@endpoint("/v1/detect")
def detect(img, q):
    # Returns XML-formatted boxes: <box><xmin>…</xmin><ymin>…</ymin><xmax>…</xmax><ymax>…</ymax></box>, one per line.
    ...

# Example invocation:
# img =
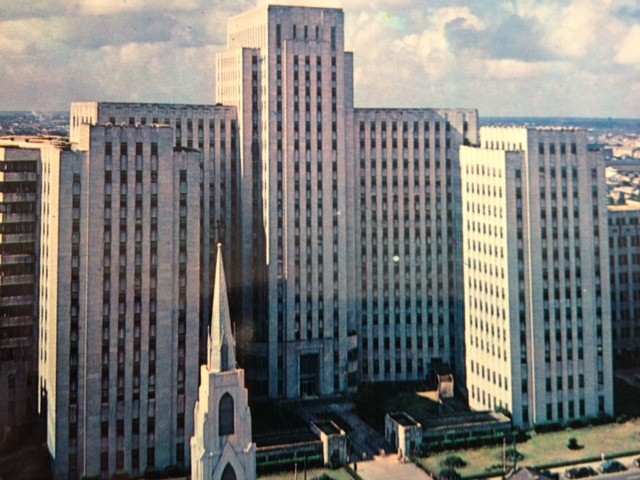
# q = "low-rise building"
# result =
<box><xmin>385</xmin><ymin>412</ymin><xmax>422</xmax><ymax>457</ymax></box>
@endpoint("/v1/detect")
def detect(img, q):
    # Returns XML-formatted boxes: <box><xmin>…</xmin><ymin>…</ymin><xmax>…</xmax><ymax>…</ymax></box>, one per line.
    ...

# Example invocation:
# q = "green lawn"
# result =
<box><xmin>417</xmin><ymin>420</ymin><xmax>640</xmax><ymax>479</ymax></box>
<box><xmin>259</xmin><ymin>467</ymin><xmax>353</xmax><ymax>480</ymax></box>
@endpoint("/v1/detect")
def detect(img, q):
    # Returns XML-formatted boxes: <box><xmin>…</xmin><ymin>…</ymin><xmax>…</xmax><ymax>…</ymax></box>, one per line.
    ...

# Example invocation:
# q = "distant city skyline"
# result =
<box><xmin>1</xmin><ymin>0</ymin><xmax>639</xmax><ymax>117</ymax></box>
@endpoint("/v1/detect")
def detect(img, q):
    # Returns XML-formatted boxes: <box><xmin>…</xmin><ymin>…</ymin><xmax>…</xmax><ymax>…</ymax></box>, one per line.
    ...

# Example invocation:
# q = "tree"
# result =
<box><xmin>567</xmin><ymin>437</ymin><xmax>581</xmax><ymax>450</ymax></box>
<box><xmin>441</xmin><ymin>455</ymin><xmax>467</xmax><ymax>468</ymax></box>
<box><xmin>439</xmin><ymin>467</ymin><xmax>462</xmax><ymax>480</ymax></box>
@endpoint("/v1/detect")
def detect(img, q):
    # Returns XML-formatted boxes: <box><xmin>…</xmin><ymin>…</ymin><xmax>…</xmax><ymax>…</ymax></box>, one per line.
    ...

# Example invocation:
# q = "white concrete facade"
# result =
<box><xmin>36</xmin><ymin>125</ymin><xmax>202</xmax><ymax>479</ymax></box>
<box><xmin>354</xmin><ymin>109</ymin><xmax>478</xmax><ymax>385</ymax></box>
<box><xmin>217</xmin><ymin>6</ymin><xmax>357</xmax><ymax>399</ymax></box>
<box><xmin>462</xmin><ymin>127</ymin><xmax>614</xmax><ymax>428</ymax></box>
<box><xmin>68</xmin><ymin>6</ymin><xmax>483</xmax><ymax>403</ymax></box>
<box><xmin>70</xmin><ymin>102</ymin><xmax>239</xmax><ymax>368</ymax></box>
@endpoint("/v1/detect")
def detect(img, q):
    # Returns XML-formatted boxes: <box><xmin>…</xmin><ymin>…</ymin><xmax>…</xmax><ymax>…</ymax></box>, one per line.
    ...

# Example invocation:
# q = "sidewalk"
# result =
<box><xmin>356</xmin><ymin>453</ymin><xmax>431</xmax><ymax>480</ymax></box>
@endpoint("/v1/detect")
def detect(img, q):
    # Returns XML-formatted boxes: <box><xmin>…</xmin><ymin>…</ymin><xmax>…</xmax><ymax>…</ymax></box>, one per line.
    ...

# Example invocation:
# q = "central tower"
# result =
<box><xmin>216</xmin><ymin>6</ymin><xmax>357</xmax><ymax>399</ymax></box>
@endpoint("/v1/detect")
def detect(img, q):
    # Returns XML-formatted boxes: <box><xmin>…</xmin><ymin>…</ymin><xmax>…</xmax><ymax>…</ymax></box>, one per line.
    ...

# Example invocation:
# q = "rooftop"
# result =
<box><xmin>608</xmin><ymin>199</ymin><xmax>640</xmax><ymax>212</ymax></box>
<box><xmin>388</xmin><ymin>411</ymin><xmax>420</xmax><ymax>427</ymax></box>
<box><xmin>420</xmin><ymin>411</ymin><xmax>510</xmax><ymax>431</ymax></box>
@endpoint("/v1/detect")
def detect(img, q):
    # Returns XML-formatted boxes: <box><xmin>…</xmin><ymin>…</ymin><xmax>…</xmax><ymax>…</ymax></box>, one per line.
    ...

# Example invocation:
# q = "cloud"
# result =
<box><xmin>615</xmin><ymin>25</ymin><xmax>640</xmax><ymax>66</ymax></box>
<box><xmin>445</xmin><ymin>14</ymin><xmax>554</xmax><ymax>62</ymax></box>
<box><xmin>0</xmin><ymin>0</ymin><xmax>638</xmax><ymax>117</ymax></box>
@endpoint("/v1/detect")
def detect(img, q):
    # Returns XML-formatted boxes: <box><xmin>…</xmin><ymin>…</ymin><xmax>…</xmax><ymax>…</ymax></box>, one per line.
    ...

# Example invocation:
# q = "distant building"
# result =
<box><xmin>462</xmin><ymin>127</ymin><xmax>614</xmax><ymax>428</ymax></box>
<box><xmin>30</xmin><ymin>125</ymin><xmax>201</xmax><ymax>478</ymax></box>
<box><xmin>0</xmin><ymin>143</ymin><xmax>40</xmax><ymax>433</ymax></box>
<box><xmin>191</xmin><ymin>245</ymin><xmax>256</xmax><ymax>480</ymax></box>
<box><xmin>607</xmin><ymin>201</ymin><xmax>640</xmax><ymax>367</ymax></box>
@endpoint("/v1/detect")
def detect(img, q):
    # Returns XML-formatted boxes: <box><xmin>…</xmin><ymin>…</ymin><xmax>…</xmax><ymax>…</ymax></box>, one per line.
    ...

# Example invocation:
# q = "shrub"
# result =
<box><xmin>486</xmin><ymin>463</ymin><xmax>504</xmax><ymax>472</ymax></box>
<box><xmin>513</xmin><ymin>429</ymin><xmax>529</xmax><ymax>443</ymax></box>
<box><xmin>162</xmin><ymin>465</ymin><xmax>186</xmax><ymax>477</ymax></box>
<box><xmin>143</xmin><ymin>468</ymin><xmax>162</xmax><ymax>479</ymax></box>
<box><xmin>567</xmin><ymin>419</ymin><xmax>585</xmax><ymax>429</ymax></box>
<box><xmin>441</xmin><ymin>455</ymin><xmax>467</xmax><ymax>468</ymax></box>
<box><xmin>567</xmin><ymin>437</ymin><xmax>581</xmax><ymax>450</ymax></box>
<box><xmin>495</xmin><ymin>406</ymin><xmax>512</xmax><ymax>419</ymax></box>
<box><xmin>439</xmin><ymin>467</ymin><xmax>462</xmax><ymax>480</ymax></box>
<box><xmin>616</xmin><ymin>414</ymin><xmax>629</xmax><ymax>424</ymax></box>
<box><xmin>588</xmin><ymin>414</ymin><xmax>614</xmax><ymax>426</ymax></box>
<box><xmin>533</xmin><ymin>422</ymin><xmax>563</xmax><ymax>434</ymax></box>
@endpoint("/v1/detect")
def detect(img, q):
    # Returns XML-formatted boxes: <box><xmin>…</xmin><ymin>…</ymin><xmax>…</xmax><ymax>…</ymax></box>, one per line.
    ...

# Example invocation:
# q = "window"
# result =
<box><xmin>222</xmin><ymin>464</ymin><xmax>237</xmax><ymax>480</ymax></box>
<box><xmin>219</xmin><ymin>393</ymin><xmax>234</xmax><ymax>436</ymax></box>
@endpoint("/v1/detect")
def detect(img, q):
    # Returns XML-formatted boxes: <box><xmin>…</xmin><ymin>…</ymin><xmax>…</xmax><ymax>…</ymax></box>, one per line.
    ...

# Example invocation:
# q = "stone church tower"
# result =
<box><xmin>191</xmin><ymin>245</ymin><xmax>257</xmax><ymax>480</ymax></box>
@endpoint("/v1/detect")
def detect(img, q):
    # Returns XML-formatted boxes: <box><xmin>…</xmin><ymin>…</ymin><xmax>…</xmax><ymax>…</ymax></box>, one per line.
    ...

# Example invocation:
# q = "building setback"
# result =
<box><xmin>0</xmin><ymin>144</ymin><xmax>40</xmax><ymax>432</ymax></box>
<box><xmin>216</xmin><ymin>6</ymin><xmax>358</xmax><ymax>398</ymax></box>
<box><xmin>461</xmin><ymin>127</ymin><xmax>614</xmax><ymax>428</ymax></box>
<box><xmin>607</xmin><ymin>202</ymin><xmax>640</xmax><ymax>367</ymax></box>
<box><xmin>33</xmin><ymin>125</ymin><xmax>202</xmax><ymax>479</ymax></box>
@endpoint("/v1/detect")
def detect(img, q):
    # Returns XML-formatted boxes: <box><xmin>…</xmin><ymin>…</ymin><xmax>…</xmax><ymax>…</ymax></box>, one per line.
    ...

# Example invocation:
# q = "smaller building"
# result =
<box><xmin>385</xmin><ymin>412</ymin><xmax>422</xmax><ymax>457</ymax></box>
<box><xmin>421</xmin><ymin>411</ymin><xmax>511</xmax><ymax>449</ymax></box>
<box><xmin>310</xmin><ymin>420</ymin><xmax>348</xmax><ymax>467</ymax></box>
<box><xmin>437</xmin><ymin>374</ymin><xmax>454</xmax><ymax>400</ymax></box>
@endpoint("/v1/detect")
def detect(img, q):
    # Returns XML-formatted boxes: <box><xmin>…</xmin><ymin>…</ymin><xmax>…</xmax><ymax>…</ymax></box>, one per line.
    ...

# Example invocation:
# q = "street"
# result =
<box><xmin>554</xmin><ymin>455</ymin><xmax>640</xmax><ymax>480</ymax></box>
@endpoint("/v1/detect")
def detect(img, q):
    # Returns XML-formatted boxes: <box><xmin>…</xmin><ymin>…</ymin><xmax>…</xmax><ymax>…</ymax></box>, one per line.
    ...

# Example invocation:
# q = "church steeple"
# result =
<box><xmin>208</xmin><ymin>243</ymin><xmax>236</xmax><ymax>372</ymax></box>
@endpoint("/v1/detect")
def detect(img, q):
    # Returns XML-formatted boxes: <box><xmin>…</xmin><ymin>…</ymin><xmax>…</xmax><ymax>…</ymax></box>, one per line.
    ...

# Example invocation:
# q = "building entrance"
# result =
<box><xmin>300</xmin><ymin>353</ymin><xmax>319</xmax><ymax>397</ymax></box>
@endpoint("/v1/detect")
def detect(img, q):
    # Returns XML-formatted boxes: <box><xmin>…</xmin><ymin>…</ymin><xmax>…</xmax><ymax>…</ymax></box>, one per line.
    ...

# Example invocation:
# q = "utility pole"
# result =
<box><xmin>502</xmin><ymin>437</ymin><xmax>506</xmax><ymax>480</ymax></box>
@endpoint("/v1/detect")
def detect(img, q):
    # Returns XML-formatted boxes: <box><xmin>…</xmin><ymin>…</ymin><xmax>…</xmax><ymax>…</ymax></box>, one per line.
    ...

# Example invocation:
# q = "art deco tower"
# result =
<box><xmin>217</xmin><ymin>6</ymin><xmax>357</xmax><ymax>398</ymax></box>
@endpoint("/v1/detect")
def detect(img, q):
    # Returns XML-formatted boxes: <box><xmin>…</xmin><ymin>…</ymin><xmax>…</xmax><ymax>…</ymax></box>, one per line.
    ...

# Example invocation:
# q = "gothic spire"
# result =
<box><xmin>208</xmin><ymin>243</ymin><xmax>236</xmax><ymax>372</ymax></box>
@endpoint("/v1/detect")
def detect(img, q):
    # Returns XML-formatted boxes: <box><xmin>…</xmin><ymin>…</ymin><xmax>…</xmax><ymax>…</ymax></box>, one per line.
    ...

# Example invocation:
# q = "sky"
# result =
<box><xmin>1</xmin><ymin>0</ymin><xmax>639</xmax><ymax>117</ymax></box>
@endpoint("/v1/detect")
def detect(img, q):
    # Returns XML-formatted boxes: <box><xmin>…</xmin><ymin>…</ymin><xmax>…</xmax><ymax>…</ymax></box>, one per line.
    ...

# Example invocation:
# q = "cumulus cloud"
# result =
<box><xmin>0</xmin><ymin>0</ymin><xmax>638</xmax><ymax>117</ymax></box>
<box><xmin>445</xmin><ymin>14</ymin><xmax>554</xmax><ymax>62</ymax></box>
<box><xmin>615</xmin><ymin>25</ymin><xmax>640</xmax><ymax>66</ymax></box>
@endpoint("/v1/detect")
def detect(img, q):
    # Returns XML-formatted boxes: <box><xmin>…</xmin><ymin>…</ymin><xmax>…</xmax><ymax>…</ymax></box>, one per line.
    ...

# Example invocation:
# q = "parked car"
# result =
<box><xmin>564</xmin><ymin>466</ymin><xmax>598</xmax><ymax>478</ymax></box>
<box><xmin>599</xmin><ymin>460</ymin><xmax>627</xmax><ymax>473</ymax></box>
